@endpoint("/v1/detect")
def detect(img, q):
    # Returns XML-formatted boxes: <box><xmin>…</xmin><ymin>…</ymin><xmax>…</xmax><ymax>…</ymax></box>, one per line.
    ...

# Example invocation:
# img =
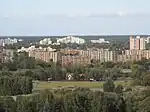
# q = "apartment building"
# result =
<box><xmin>61</xmin><ymin>55</ymin><xmax>90</xmax><ymax>66</ymax></box>
<box><xmin>140</xmin><ymin>37</ymin><xmax>146</xmax><ymax>50</ymax></box>
<box><xmin>29</xmin><ymin>50</ymin><xmax>61</xmax><ymax>63</ymax></box>
<box><xmin>130</xmin><ymin>36</ymin><xmax>146</xmax><ymax>50</ymax></box>
<box><xmin>117</xmin><ymin>50</ymin><xmax>150</xmax><ymax>62</ymax></box>
<box><xmin>28</xmin><ymin>47</ymin><xmax>117</xmax><ymax>66</ymax></box>
<box><xmin>79</xmin><ymin>48</ymin><xmax>116</xmax><ymax>62</ymax></box>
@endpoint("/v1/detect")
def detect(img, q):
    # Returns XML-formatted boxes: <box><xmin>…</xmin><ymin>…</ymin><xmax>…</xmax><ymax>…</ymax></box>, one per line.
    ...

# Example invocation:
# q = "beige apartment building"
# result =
<box><xmin>117</xmin><ymin>50</ymin><xmax>150</xmax><ymax>62</ymax></box>
<box><xmin>140</xmin><ymin>38</ymin><xmax>146</xmax><ymax>50</ymax></box>
<box><xmin>29</xmin><ymin>50</ymin><xmax>61</xmax><ymax>63</ymax></box>
<box><xmin>79</xmin><ymin>48</ymin><xmax>116</xmax><ymax>62</ymax></box>
<box><xmin>29</xmin><ymin>48</ymin><xmax>117</xmax><ymax>66</ymax></box>
<box><xmin>130</xmin><ymin>36</ymin><xmax>146</xmax><ymax>50</ymax></box>
<box><xmin>59</xmin><ymin>48</ymin><xmax>117</xmax><ymax>66</ymax></box>
<box><xmin>130</xmin><ymin>36</ymin><xmax>135</xmax><ymax>50</ymax></box>
<box><xmin>61</xmin><ymin>55</ymin><xmax>90</xmax><ymax>66</ymax></box>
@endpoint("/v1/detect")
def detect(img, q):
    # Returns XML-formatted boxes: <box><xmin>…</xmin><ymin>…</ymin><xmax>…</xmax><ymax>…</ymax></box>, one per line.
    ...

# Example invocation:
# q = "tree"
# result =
<box><xmin>114</xmin><ymin>84</ymin><xmax>123</xmax><ymax>94</ymax></box>
<box><xmin>109</xmin><ymin>66</ymin><xmax>121</xmax><ymax>80</ymax></box>
<box><xmin>0</xmin><ymin>104</ymin><xmax>5</xmax><ymax>112</ymax></box>
<box><xmin>141</xmin><ymin>74</ymin><xmax>150</xmax><ymax>86</ymax></box>
<box><xmin>103</xmin><ymin>79</ymin><xmax>115</xmax><ymax>92</ymax></box>
<box><xmin>103</xmin><ymin>61</ymin><xmax>115</xmax><ymax>68</ymax></box>
<box><xmin>131</xmin><ymin>64</ymin><xmax>146</xmax><ymax>78</ymax></box>
<box><xmin>89</xmin><ymin>68</ymin><xmax>105</xmax><ymax>81</ymax></box>
<box><xmin>139</xmin><ymin>97</ymin><xmax>150</xmax><ymax>112</ymax></box>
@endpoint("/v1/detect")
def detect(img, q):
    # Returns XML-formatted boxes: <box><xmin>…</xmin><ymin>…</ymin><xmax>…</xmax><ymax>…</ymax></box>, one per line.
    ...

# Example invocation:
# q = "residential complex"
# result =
<box><xmin>3</xmin><ymin>36</ymin><xmax>150</xmax><ymax>66</ymax></box>
<box><xmin>28</xmin><ymin>47</ymin><xmax>116</xmax><ymax>66</ymax></box>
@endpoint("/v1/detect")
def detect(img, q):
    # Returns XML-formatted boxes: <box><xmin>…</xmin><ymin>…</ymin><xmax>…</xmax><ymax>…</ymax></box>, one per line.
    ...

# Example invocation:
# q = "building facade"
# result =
<box><xmin>29</xmin><ymin>50</ymin><xmax>61</xmax><ymax>63</ymax></box>
<box><xmin>130</xmin><ymin>36</ymin><xmax>146</xmax><ymax>50</ymax></box>
<box><xmin>117</xmin><ymin>50</ymin><xmax>150</xmax><ymax>62</ymax></box>
<box><xmin>130</xmin><ymin>36</ymin><xmax>135</xmax><ymax>50</ymax></box>
<box><xmin>140</xmin><ymin>37</ymin><xmax>146</xmax><ymax>50</ymax></box>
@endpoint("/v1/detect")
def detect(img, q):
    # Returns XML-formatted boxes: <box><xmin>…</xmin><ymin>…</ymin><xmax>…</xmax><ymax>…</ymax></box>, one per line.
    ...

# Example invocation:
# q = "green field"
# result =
<box><xmin>33</xmin><ymin>81</ymin><xmax>131</xmax><ymax>91</ymax></box>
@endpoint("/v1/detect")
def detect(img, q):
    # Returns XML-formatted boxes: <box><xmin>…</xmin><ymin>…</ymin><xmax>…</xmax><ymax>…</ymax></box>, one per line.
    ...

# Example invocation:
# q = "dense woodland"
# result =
<box><xmin>0</xmin><ymin>51</ymin><xmax>150</xmax><ymax>111</ymax></box>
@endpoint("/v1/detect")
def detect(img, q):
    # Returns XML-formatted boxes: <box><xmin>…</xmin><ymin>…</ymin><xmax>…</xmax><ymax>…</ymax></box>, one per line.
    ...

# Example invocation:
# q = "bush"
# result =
<box><xmin>124</xmin><ymin>87</ymin><xmax>132</xmax><ymax>92</ymax></box>
<box><xmin>114</xmin><ymin>84</ymin><xmax>123</xmax><ymax>94</ymax></box>
<box><xmin>0</xmin><ymin>96</ymin><xmax>16</xmax><ymax>112</ymax></box>
<box><xmin>141</xmin><ymin>74</ymin><xmax>150</xmax><ymax>86</ymax></box>
<box><xmin>131</xmin><ymin>79</ymin><xmax>141</xmax><ymax>86</ymax></box>
<box><xmin>103</xmin><ymin>79</ymin><xmax>115</xmax><ymax>92</ymax></box>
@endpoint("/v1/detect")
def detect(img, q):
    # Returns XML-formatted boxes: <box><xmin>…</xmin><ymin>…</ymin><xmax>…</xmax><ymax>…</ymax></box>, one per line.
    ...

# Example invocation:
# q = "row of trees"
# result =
<box><xmin>0</xmin><ymin>88</ymin><xmax>132</xmax><ymax>112</ymax></box>
<box><xmin>0</xmin><ymin>65</ymin><xmax>123</xmax><ymax>81</ymax></box>
<box><xmin>1</xmin><ymin>87</ymin><xmax>150</xmax><ymax>112</ymax></box>
<box><xmin>0</xmin><ymin>76</ymin><xmax>32</xmax><ymax>96</ymax></box>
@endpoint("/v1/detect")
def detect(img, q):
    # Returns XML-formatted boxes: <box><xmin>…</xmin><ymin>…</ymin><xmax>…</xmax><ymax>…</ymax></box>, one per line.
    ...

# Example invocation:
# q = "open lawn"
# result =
<box><xmin>33</xmin><ymin>80</ymin><xmax>131</xmax><ymax>91</ymax></box>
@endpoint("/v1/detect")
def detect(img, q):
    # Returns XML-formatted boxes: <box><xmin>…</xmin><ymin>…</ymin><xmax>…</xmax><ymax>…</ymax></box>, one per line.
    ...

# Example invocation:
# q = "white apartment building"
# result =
<box><xmin>57</xmin><ymin>36</ymin><xmax>85</xmax><ymax>44</ymax></box>
<box><xmin>0</xmin><ymin>38</ymin><xmax>18</xmax><ymax>46</ymax></box>
<box><xmin>91</xmin><ymin>38</ymin><xmax>109</xmax><ymax>44</ymax></box>
<box><xmin>17</xmin><ymin>46</ymin><xmax>56</xmax><ymax>52</ymax></box>
<box><xmin>39</xmin><ymin>38</ymin><xmax>52</xmax><ymax>45</ymax></box>
<box><xmin>146</xmin><ymin>37</ymin><xmax>150</xmax><ymax>43</ymax></box>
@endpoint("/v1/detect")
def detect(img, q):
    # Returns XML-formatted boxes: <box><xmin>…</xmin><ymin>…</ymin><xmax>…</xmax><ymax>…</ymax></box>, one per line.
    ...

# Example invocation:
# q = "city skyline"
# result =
<box><xmin>0</xmin><ymin>0</ymin><xmax>150</xmax><ymax>36</ymax></box>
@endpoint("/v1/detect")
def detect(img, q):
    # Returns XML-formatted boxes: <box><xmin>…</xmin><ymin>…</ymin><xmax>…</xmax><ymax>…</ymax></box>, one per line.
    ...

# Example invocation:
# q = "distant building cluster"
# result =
<box><xmin>17</xmin><ymin>46</ymin><xmax>56</xmax><ymax>53</ymax></box>
<box><xmin>57</xmin><ymin>36</ymin><xmax>85</xmax><ymax>44</ymax></box>
<box><xmin>38</xmin><ymin>36</ymin><xmax>110</xmax><ymax>45</ymax></box>
<box><xmin>39</xmin><ymin>38</ymin><xmax>52</xmax><ymax>45</ymax></box>
<box><xmin>2</xmin><ymin>36</ymin><xmax>150</xmax><ymax>66</ymax></box>
<box><xmin>91</xmin><ymin>38</ymin><xmax>109</xmax><ymax>44</ymax></box>
<box><xmin>39</xmin><ymin>36</ymin><xmax>85</xmax><ymax>45</ymax></box>
<box><xmin>0</xmin><ymin>38</ymin><xmax>21</xmax><ymax>46</ymax></box>
<box><xmin>28</xmin><ymin>35</ymin><xmax>150</xmax><ymax>66</ymax></box>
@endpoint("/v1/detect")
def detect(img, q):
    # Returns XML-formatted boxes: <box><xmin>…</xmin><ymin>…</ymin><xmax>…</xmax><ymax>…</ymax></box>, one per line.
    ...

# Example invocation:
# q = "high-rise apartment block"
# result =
<box><xmin>140</xmin><ymin>37</ymin><xmax>146</xmax><ymax>50</ymax></box>
<box><xmin>130</xmin><ymin>36</ymin><xmax>146</xmax><ymax>50</ymax></box>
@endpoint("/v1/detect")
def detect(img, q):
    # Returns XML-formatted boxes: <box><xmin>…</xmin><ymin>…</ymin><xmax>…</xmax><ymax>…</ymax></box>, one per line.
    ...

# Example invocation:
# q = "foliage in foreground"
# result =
<box><xmin>0</xmin><ymin>88</ymin><xmax>131</xmax><ymax>112</ymax></box>
<box><xmin>0</xmin><ymin>76</ymin><xmax>32</xmax><ymax>96</ymax></box>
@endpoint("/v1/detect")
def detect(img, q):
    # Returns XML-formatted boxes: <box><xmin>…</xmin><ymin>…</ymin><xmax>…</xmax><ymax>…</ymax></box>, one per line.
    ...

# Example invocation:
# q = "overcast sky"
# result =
<box><xmin>0</xmin><ymin>0</ymin><xmax>150</xmax><ymax>36</ymax></box>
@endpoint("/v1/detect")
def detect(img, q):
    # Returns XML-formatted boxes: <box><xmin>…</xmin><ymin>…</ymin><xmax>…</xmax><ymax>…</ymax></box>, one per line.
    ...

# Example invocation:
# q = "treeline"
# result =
<box><xmin>1</xmin><ymin>87</ymin><xmax>150</xmax><ymax>112</ymax></box>
<box><xmin>0</xmin><ymin>88</ymin><xmax>131</xmax><ymax>112</ymax></box>
<box><xmin>0</xmin><ymin>76</ymin><xmax>32</xmax><ymax>96</ymax></box>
